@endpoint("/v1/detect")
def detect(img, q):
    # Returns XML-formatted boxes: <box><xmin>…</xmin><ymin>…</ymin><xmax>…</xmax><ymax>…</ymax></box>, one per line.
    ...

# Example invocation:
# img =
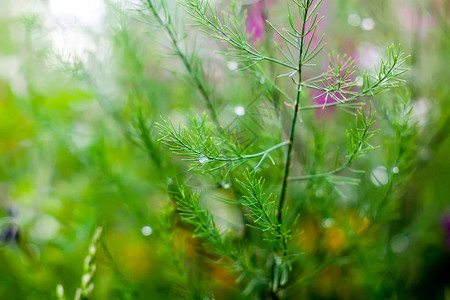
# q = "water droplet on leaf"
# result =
<box><xmin>370</xmin><ymin>166</ymin><xmax>389</xmax><ymax>187</ymax></box>
<box><xmin>234</xmin><ymin>106</ymin><xmax>245</xmax><ymax>116</ymax></box>
<box><xmin>141</xmin><ymin>226</ymin><xmax>153</xmax><ymax>237</ymax></box>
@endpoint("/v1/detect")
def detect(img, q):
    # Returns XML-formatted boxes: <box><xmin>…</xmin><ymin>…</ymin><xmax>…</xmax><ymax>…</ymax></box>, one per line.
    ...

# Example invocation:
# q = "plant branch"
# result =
<box><xmin>289</xmin><ymin>106</ymin><xmax>378</xmax><ymax>182</ymax></box>
<box><xmin>278</xmin><ymin>1</ymin><xmax>311</xmax><ymax>223</ymax></box>
<box><xmin>145</xmin><ymin>0</ymin><xmax>222</xmax><ymax>130</ymax></box>
<box><xmin>157</xmin><ymin>117</ymin><xmax>289</xmax><ymax>171</ymax></box>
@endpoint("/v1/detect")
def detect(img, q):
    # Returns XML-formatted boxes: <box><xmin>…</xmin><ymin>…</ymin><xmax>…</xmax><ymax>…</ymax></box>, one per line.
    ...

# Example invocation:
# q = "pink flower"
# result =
<box><xmin>443</xmin><ymin>213</ymin><xmax>450</xmax><ymax>250</ymax></box>
<box><xmin>396</xmin><ymin>2</ymin><xmax>435</xmax><ymax>36</ymax></box>
<box><xmin>312</xmin><ymin>55</ymin><xmax>357</xmax><ymax>113</ymax></box>
<box><xmin>246</xmin><ymin>1</ymin><xmax>266</xmax><ymax>42</ymax></box>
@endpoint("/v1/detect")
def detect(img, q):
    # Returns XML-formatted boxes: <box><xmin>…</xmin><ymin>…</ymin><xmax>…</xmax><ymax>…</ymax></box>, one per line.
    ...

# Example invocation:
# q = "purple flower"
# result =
<box><xmin>312</xmin><ymin>55</ymin><xmax>356</xmax><ymax>114</ymax></box>
<box><xmin>246</xmin><ymin>1</ymin><xmax>266</xmax><ymax>42</ymax></box>
<box><xmin>443</xmin><ymin>214</ymin><xmax>450</xmax><ymax>249</ymax></box>
<box><xmin>1</xmin><ymin>225</ymin><xmax>20</xmax><ymax>244</ymax></box>
<box><xmin>396</xmin><ymin>2</ymin><xmax>435</xmax><ymax>36</ymax></box>
<box><xmin>1</xmin><ymin>207</ymin><xmax>20</xmax><ymax>245</ymax></box>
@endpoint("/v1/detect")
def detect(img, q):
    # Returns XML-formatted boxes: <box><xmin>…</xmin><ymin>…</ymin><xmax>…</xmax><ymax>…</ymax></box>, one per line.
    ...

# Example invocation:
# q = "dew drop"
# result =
<box><xmin>370</xmin><ymin>166</ymin><xmax>389</xmax><ymax>187</ymax></box>
<box><xmin>348</xmin><ymin>14</ymin><xmax>361</xmax><ymax>27</ymax></box>
<box><xmin>141</xmin><ymin>226</ymin><xmax>153</xmax><ymax>237</ymax></box>
<box><xmin>322</xmin><ymin>218</ymin><xmax>335</xmax><ymax>228</ymax></box>
<box><xmin>234</xmin><ymin>106</ymin><xmax>245</xmax><ymax>116</ymax></box>
<box><xmin>260</xmin><ymin>76</ymin><xmax>265</xmax><ymax>84</ymax></box>
<box><xmin>227</xmin><ymin>61</ymin><xmax>238</xmax><ymax>71</ymax></box>
<box><xmin>199</xmin><ymin>156</ymin><xmax>209</xmax><ymax>164</ymax></box>
<box><xmin>361</xmin><ymin>18</ymin><xmax>375</xmax><ymax>31</ymax></box>
<box><xmin>315</xmin><ymin>189</ymin><xmax>324</xmax><ymax>198</ymax></box>
<box><xmin>390</xmin><ymin>234</ymin><xmax>409</xmax><ymax>253</ymax></box>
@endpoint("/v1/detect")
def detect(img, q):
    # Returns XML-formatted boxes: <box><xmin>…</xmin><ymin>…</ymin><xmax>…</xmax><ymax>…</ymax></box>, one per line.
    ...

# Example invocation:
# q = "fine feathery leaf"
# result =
<box><xmin>57</xmin><ymin>227</ymin><xmax>103</xmax><ymax>300</ymax></box>
<box><xmin>301</xmin><ymin>44</ymin><xmax>409</xmax><ymax>110</ymax></box>
<box><xmin>156</xmin><ymin>115</ymin><xmax>289</xmax><ymax>172</ymax></box>
<box><xmin>181</xmin><ymin>0</ymin><xmax>298</xmax><ymax>70</ymax></box>
<box><xmin>236</xmin><ymin>171</ymin><xmax>293</xmax><ymax>291</ymax></box>
<box><xmin>236</xmin><ymin>172</ymin><xmax>291</xmax><ymax>250</ymax></box>
<box><xmin>289</xmin><ymin>103</ymin><xmax>379</xmax><ymax>184</ymax></box>
<box><xmin>175</xmin><ymin>186</ymin><xmax>225</xmax><ymax>249</ymax></box>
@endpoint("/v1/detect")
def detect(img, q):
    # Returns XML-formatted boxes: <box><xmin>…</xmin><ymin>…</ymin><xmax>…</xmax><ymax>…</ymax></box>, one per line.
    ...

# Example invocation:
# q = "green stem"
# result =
<box><xmin>146</xmin><ymin>0</ymin><xmax>222</xmax><ymax>130</ymax></box>
<box><xmin>288</xmin><ymin>121</ymin><xmax>371</xmax><ymax>182</ymax></box>
<box><xmin>136</xmin><ymin>110</ymin><xmax>164</xmax><ymax>171</ymax></box>
<box><xmin>299</xmin><ymin>55</ymin><xmax>401</xmax><ymax>111</ymax></box>
<box><xmin>166</xmin><ymin>124</ymin><xmax>289</xmax><ymax>164</ymax></box>
<box><xmin>278</xmin><ymin>5</ymin><xmax>310</xmax><ymax>223</ymax></box>
<box><xmin>263</xmin><ymin>56</ymin><xmax>297</xmax><ymax>70</ymax></box>
<box><xmin>270</xmin><ymin>3</ymin><xmax>312</xmax><ymax>298</ymax></box>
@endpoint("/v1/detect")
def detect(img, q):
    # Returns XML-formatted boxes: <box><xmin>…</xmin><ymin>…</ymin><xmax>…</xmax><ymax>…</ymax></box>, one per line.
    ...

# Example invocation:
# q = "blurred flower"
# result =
<box><xmin>211</xmin><ymin>264</ymin><xmax>238</xmax><ymax>289</ymax></box>
<box><xmin>432</xmin><ymin>0</ymin><xmax>450</xmax><ymax>16</ymax></box>
<box><xmin>1</xmin><ymin>207</ymin><xmax>20</xmax><ymax>245</ymax></box>
<box><xmin>1</xmin><ymin>224</ymin><xmax>20</xmax><ymax>244</ymax></box>
<box><xmin>356</xmin><ymin>43</ymin><xmax>382</xmax><ymax>70</ymax></box>
<box><xmin>396</xmin><ymin>2</ymin><xmax>434</xmax><ymax>36</ymax></box>
<box><xmin>299</xmin><ymin>218</ymin><xmax>319</xmax><ymax>253</ymax></box>
<box><xmin>245</xmin><ymin>1</ymin><xmax>266</xmax><ymax>42</ymax></box>
<box><xmin>312</xmin><ymin>55</ymin><xmax>356</xmax><ymax>112</ymax></box>
<box><xmin>120</xmin><ymin>242</ymin><xmax>152</xmax><ymax>281</ymax></box>
<box><xmin>346</xmin><ymin>210</ymin><xmax>370</xmax><ymax>235</ymax></box>
<box><xmin>7</xmin><ymin>207</ymin><xmax>18</xmax><ymax>218</ymax></box>
<box><xmin>315</xmin><ymin>265</ymin><xmax>341</xmax><ymax>297</ymax></box>
<box><xmin>410</xmin><ymin>98</ymin><xmax>431</xmax><ymax>128</ymax></box>
<box><xmin>442</xmin><ymin>214</ymin><xmax>450</xmax><ymax>250</ymax></box>
<box><xmin>324</xmin><ymin>227</ymin><xmax>346</xmax><ymax>253</ymax></box>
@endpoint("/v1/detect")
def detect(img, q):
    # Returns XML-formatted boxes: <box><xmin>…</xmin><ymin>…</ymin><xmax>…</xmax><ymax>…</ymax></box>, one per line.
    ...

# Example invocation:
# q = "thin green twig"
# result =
<box><xmin>278</xmin><ymin>1</ymin><xmax>311</xmax><ymax>223</ymax></box>
<box><xmin>145</xmin><ymin>0</ymin><xmax>222</xmax><ymax>130</ymax></box>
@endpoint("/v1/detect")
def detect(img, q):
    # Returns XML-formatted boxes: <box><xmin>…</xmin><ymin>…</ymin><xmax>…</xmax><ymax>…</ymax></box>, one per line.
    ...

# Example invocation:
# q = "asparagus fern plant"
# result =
<box><xmin>138</xmin><ymin>0</ymin><xmax>409</xmax><ymax>298</ymax></box>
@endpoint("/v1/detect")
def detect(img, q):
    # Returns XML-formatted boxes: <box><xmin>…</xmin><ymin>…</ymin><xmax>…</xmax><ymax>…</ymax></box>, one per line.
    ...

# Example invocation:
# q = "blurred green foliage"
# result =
<box><xmin>0</xmin><ymin>0</ymin><xmax>449</xmax><ymax>299</ymax></box>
